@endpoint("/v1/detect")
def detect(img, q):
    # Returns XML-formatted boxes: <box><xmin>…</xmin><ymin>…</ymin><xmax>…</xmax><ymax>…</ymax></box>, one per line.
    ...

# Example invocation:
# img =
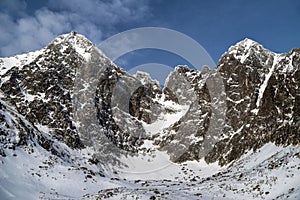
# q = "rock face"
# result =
<box><xmin>0</xmin><ymin>34</ymin><xmax>299</xmax><ymax>167</ymax></box>
<box><xmin>0</xmin><ymin>33</ymin><xmax>87</xmax><ymax>150</ymax></box>
<box><xmin>206</xmin><ymin>39</ymin><xmax>300</xmax><ymax>165</ymax></box>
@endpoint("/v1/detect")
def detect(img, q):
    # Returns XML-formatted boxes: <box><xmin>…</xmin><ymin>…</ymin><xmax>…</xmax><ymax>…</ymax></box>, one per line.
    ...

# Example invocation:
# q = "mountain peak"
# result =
<box><xmin>223</xmin><ymin>38</ymin><xmax>274</xmax><ymax>65</ymax></box>
<box><xmin>228</xmin><ymin>38</ymin><xmax>264</xmax><ymax>53</ymax></box>
<box><xmin>237</xmin><ymin>38</ymin><xmax>258</xmax><ymax>46</ymax></box>
<box><xmin>49</xmin><ymin>32</ymin><xmax>95</xmax><ymax>61</ymax></box>
<box><xmin>51</xmin><ymin>32</ymin><xmax>93</xmax><ymax>46</ymax></box>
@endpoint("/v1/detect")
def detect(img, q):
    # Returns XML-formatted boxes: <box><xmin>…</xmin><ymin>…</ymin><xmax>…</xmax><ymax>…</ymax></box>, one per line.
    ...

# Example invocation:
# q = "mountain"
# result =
<box><xmin>0</xmin><ymin>33</ymin><xmax>299</xmax><ymax>199</ymax></box>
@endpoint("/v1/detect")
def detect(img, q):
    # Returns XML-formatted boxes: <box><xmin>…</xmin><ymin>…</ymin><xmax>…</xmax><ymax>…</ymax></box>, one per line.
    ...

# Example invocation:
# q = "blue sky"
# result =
<box><xmin>1</xmin><ymin>0</ymin><xmax>299</xmax><ymax>74</ymax></box>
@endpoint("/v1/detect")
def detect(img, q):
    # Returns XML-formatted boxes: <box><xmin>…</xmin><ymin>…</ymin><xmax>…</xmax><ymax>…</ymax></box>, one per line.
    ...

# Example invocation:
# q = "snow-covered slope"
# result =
<box><xmin>1</xmin><ymin>142</ymin><xmax>298</xmax><ymax>199</ymax></box>
<box><xmin>0</xmin><ymin>33</ymin><xmax>299</xmax><ymax>199</ymax></box>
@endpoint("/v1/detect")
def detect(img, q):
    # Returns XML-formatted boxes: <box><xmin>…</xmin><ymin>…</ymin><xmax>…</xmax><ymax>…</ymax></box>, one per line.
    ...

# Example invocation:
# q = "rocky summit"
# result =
<box><xmin>0</xmin><ymin>33</ymin><xmax>299</xmax><ymax>199</ymax></box>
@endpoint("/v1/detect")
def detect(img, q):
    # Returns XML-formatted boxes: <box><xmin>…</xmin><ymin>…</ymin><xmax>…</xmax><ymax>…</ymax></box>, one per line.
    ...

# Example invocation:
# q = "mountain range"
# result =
<box><xmin>0</xmin><ymin>32</ymin><xmax>299</xmax><ymax>199</ymax></box>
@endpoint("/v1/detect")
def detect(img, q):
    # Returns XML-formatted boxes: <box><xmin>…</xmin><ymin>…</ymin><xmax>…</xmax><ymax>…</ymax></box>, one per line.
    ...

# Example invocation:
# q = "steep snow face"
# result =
<box><xmin>230</xmin><ymin>38</ymin><xmax>259</xmax><ymax>64</ymax></box>
<box><xmin>253</xmin><ymin>54</ymin><xmax>280</xmax><ymax>114</ymax></box>
<box><xmin>227</xmin><ymin>38</ymin><xmax>273</xmax><ymax>65</ymax></box>
<box><xmin>0</xmin><ymin>50</ymin><xmax>41</xmax><ymax>77</ymax></box>
<box><xmin>142</xmin><ymin>103</ymin><xmax>189</xmax><ymax>136</ymax></box>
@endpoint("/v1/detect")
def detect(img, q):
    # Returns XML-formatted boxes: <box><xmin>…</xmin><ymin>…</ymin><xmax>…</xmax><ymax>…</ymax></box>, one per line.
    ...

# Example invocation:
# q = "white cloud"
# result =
<box><xmin>0</xmin><ymin>9</ymin><xmax>70</xmax><ymax>56</ymax></box>
<box><xmin>48</xmin><ymin>0</ymin><xmax>149</xmax><ymax>26</ymax></box>
<box><xmin>0</xmin><ymin>0</ymin><xmax>150</xmax><ymax>57</ymax></box>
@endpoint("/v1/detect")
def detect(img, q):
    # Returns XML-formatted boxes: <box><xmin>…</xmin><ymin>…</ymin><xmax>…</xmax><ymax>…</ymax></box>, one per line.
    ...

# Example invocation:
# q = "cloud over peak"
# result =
<box><xmin>0</xmin><ymin>0</ymin><xmax>150</xmax><ymax>57</ymax></box>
